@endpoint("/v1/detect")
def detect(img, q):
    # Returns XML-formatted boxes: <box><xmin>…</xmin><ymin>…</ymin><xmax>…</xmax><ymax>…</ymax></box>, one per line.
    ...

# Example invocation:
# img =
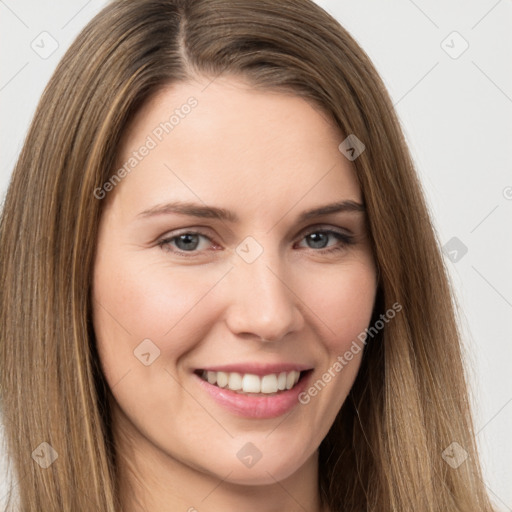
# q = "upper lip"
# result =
<box><xmin>195</xmin><ymin>363</ymin><xmax>314</xmax><ymax>376</ymax></box>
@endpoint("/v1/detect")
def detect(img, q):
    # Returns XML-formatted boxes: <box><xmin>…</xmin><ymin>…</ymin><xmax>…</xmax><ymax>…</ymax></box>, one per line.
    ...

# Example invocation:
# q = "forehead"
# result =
<box><xmin>110</xmin><ymin>76</ymin><xmax>361</xmax><ymax>221</ymax></box>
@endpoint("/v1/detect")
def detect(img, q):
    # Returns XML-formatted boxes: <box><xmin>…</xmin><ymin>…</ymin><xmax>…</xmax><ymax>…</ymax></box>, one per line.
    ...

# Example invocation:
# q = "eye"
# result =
<box><xmin>296</xmin><ymin>228</ymin><xmax>354</xmax><ymax>253</ymax></box>
<box><xmin>157</xmin><ymin>227</ymin><xmax>355</xmax><ymax>258</ymax></box>
<box><xmin>157</xmin><ymin>231</ymin><xmax>216</xmax><ymax>255</ymax></box>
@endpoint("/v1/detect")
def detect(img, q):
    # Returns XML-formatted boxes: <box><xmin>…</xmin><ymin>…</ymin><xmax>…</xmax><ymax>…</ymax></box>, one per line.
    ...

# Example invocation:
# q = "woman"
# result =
<box><xmin>0</xmin><ymin>0</ymin><xmax>496</xmax><ymax>510</ymax></box>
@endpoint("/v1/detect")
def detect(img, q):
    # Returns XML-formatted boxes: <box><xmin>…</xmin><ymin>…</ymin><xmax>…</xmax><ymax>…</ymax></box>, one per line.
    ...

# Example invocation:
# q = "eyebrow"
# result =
<box><xmin>136</xmin><ymin>199</ymin><xmax>365</xmax><ymax>223</ymax></box>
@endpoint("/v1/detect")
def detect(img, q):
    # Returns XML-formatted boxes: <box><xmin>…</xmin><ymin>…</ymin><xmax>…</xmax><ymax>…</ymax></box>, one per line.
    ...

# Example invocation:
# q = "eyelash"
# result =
<box><xmin>157</xmin><ymin>227</ymin><xmax>355</xmax><ymax>258</ymax></box>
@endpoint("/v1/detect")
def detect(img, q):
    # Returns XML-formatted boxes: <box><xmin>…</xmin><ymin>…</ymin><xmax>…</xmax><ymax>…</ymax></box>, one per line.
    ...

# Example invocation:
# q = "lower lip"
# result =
<box><xmin>194</xmin><ymin>371</ymin><xmax>313</xmax><ymax>419</ymax></box>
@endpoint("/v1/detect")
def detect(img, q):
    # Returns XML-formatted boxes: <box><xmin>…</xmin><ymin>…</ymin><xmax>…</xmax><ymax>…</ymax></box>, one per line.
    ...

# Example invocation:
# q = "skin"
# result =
<box><xmin>92</xmin><ymin>75</ymin><xmax>377</xmax><ymax>512</ymax></box>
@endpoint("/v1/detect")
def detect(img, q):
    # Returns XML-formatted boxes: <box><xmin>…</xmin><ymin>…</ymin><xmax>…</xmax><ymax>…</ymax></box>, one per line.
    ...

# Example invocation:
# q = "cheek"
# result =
<box><xmin>298</xmin><ymin>258</ymin><xmax>377</xmax><ymax>350</ymax></box>
<box><xmin>293</xmin><ymin>259</ymin><xmax>376</xmax><ymax>412</ymax></box>
<box><xmin>91</xmin><ymin>249</ymin><xmax>230</xmax><ymax>371</ymax></box>
<box><xmin>91</xmin><ymin>253</ymin><xmax>230</xmax><ymax>436</ymax></box>
<box><xmin>92</xmin><ymin>243</ymin><xmax>376</xmax><ymax>378</ymax></box>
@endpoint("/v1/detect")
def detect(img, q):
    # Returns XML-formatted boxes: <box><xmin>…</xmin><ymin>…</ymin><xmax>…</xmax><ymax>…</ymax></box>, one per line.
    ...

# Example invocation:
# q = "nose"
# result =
<box><xmin>223</xmin><ymin>250</ymin><xmax>305</xmax><ymax>343</ymax></box>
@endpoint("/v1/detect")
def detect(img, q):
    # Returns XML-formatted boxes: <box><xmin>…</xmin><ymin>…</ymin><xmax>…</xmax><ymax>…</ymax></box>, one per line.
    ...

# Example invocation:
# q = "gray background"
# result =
<box><xmin>1</xmin><ymin>0</ymin><xmax>511</xmax><ymax>509</ymax></box>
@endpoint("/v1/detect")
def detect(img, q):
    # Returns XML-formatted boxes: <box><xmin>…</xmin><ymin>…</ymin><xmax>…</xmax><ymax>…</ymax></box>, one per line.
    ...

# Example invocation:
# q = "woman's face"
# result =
<box><xmin>92</xmin><ymin>76</ymin><xmax>377</xmax><ymax>488</ymax></box>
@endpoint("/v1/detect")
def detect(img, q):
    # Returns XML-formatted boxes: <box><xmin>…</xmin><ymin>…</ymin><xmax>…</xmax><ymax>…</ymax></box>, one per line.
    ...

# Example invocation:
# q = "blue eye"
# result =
<box><xmin>158</xmin><ymin>232</ymin><xmax>211</xmax><ymax>254</ymax></box>
<box><xmin>157</xmin><ymin>227</ymin><xmax>354</xmax><ymax>257</ymax></box>
<box><xmin>173</xmin><ymin>233</ymin><xmax>202</xmax><ymax>251</ymax></box>
<box><xmin>298</xmin><ymin>229</ymin><xmax>354</xmax><ymax>253</ymax></box>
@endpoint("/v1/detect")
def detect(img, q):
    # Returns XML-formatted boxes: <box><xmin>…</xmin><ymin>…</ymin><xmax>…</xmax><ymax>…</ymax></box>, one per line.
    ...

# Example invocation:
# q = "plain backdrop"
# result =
<box><xmin>1</xmin><ymin>0</ymin><xmax>511</xmax><ymax>509</ymax></box>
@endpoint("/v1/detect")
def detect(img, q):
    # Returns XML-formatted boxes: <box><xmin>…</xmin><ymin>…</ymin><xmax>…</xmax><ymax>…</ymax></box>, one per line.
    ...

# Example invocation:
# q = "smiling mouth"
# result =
<box><xmin>194</xmin><ymin>369</ymin><xmax>312</xmax><ymax>396</ymax></box>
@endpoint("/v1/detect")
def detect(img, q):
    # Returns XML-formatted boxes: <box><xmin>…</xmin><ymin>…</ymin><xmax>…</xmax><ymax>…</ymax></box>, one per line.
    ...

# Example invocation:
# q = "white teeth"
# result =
<box><xmin>277</xmin><ymin>372</ymin><xmax>287</xmax><ymax>390</ymax></box>
<box><xmin>286</xmin><ymin>372</ymin><xmax>295</xmax><ymax>390</ymax></box>
<box><xmin>261</xmin><ymin>374</ymin><xmax>278</xmax><ymax>393</ymax></box>
<box><xmin>228</xmin><ymin>372</ymin><xmax>243</xmax><ymax>391</ymax></box>
<box><xmin>242</xmin><ymin>374</ymin><xmax>261</xmax><ymax>393</ymax></box>
<box><xmin>199</xmin><ymin>369</ymin><xmax>302</xmax><ymax>394</ymax></box>
<box><xmin>216</xmin><ymin>371</ymin><xmax>228</xmax><ymax>388</ymax></box>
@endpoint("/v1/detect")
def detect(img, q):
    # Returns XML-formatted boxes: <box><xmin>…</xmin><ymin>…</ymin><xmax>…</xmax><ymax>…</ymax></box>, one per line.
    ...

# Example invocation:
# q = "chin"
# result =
<box><xmin>197</xmin><ymin>448</ymin><xmax>313</xmax><ymax>486</ymax></box>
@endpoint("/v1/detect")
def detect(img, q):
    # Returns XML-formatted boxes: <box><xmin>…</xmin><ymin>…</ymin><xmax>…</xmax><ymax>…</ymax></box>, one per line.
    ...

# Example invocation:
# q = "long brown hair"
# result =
<box><xmin>0</xmin><ymin>0</ymin><xmax>495</xmax><ymax>510</ymax></box>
